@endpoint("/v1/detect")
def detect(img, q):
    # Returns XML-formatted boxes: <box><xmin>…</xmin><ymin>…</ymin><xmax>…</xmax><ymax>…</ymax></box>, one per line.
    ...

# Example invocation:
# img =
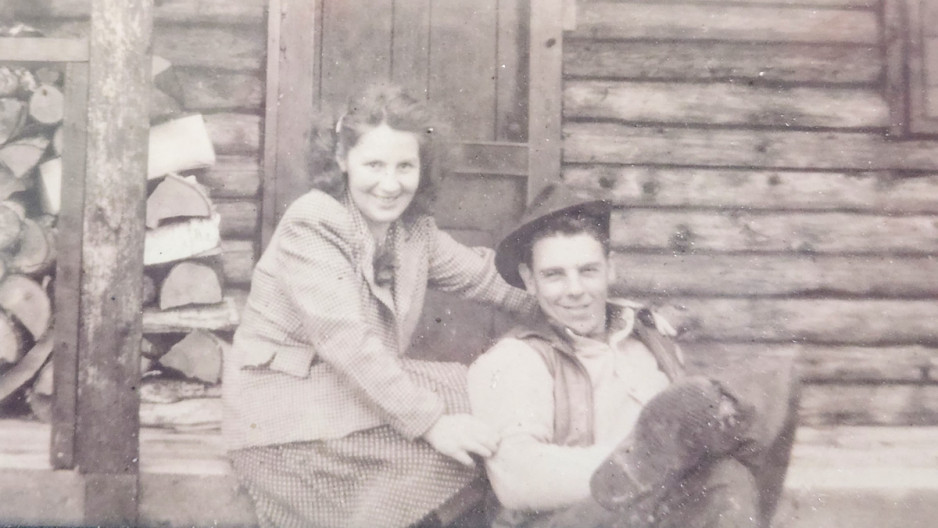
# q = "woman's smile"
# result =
<box><xmin>338</xmin><ymin>123</ymin><xmax>422</xmax><ymax>240</ymax></box>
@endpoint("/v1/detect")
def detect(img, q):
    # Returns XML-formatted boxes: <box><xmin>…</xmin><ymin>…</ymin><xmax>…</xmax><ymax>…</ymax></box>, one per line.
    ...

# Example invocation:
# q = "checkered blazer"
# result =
<box><xmin>223</xmin><ymin>190</ymin><xmax>534</xmax><ymax>450</ymax></box>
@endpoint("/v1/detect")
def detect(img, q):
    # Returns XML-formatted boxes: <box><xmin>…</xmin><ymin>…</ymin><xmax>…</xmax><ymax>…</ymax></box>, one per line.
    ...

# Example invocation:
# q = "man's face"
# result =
<box><xmin>519</xmin><ymin>232</ymin><xmax>615</xmax><ymax>339</ymax></box>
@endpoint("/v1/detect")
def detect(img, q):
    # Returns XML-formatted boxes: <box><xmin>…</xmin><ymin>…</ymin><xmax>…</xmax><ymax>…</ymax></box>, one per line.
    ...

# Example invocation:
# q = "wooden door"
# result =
<box><xmin>264</xmin><ymin>0</ymin><xmax>564</xmax><ymax>363</ymax></box>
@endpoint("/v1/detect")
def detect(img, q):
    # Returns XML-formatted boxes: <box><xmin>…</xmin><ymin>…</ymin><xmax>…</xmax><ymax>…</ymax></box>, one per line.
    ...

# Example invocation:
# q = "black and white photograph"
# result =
<box><xmin>0</xmin><ymin>0</ymin><xmax>936</xmax><ymax>526</ymax></box>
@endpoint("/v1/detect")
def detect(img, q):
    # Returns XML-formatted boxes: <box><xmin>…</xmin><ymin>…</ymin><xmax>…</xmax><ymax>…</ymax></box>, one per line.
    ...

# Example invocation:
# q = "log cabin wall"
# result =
<box><xmin>563</xmin><ymin>0</ymin><xmax>938</xmax><ymax>427</ymax></box>
<box><xmin>13</xmin><ymin>0</ymin><xmax>264</xmax><ymax>301</ymax></box>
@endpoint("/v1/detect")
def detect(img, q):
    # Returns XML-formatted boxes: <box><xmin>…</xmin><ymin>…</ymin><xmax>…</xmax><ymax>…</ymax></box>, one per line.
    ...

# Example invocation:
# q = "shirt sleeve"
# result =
<box><xmin>275</xmin><ymin>213</ymin><xmax>444</xmax><ymax>439</ymax></box>
<box><xmin>426</xmin><ymin>218</ymin><xmax>536</xmax><ymax>315</ymax></box>
<box><xmin>467</xmin><ymin>339</ymin><xmax>612</xmax><ymax>511</ymax></box>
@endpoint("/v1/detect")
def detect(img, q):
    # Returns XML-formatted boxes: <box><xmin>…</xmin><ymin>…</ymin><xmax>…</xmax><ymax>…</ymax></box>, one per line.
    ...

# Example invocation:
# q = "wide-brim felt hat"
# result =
<box><xmin>495</xmin><ymin>183</ymin><xmax>611</xmax><ymax>289</ymax></box>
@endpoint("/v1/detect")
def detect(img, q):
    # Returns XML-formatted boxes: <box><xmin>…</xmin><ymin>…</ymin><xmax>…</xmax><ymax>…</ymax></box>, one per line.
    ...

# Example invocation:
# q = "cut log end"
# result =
<box><xmin>158</xmin><ymin>330</ymin><xmax>225</xmax><ymax>384</ymax></box>
<box><xmin>159</xmin><ymin>260</ymin><xmax>223</xmax><ymax>310</ymax></box>
<box><xmin>0</xmin><ymin>274</ymin><xmax>51</xmax><ymax>341</ymax></box>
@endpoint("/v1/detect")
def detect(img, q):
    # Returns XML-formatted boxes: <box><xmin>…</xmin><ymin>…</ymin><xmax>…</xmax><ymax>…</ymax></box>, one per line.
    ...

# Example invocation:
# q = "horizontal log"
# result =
<box><xmin>564</xmin><ymin>40</ymin><xmax>882</xmax><ymax>85</ymax></box>
<box><xmin>563</xmin><ymin>167</ymin><xmax>938</xmax><ymax>213</ymax></box>
<box><xmin>198</xmin><ymin>155</ymin><xmax>260</xmax><ymax>198</ymax></box>
<box><xmin>609</xmin><ymin>210</ymin><xmax>938</xmax><ymax>253</ymax></box>
<box><xmin>654</xmin><ymin>298</ymin><xmax>938</xmax><ymax>344</ymax></box>
<box><xmin>13</xmin><ymin>0</ymin><xmax>266</xmax><ymax>24</ymax></box>
<box><xmin>610</xmin><ymin>253</ymin><xmax>938</xmax><ymax>297</ymax></box>
<box><xmin>220</xmin><ymin>239</ymin><xmax>255</xmax><ymax>285</ymax></box>
<box><xmin>203</xmin><ymin>113</ymin><xmax>261</xmax><ymax>155</ymax></box>
<box><xmin>594</xmin><ymin>0</ymin><xmax>877</xmax><ymax>8</ymax></box>
<box><xmin>681</xmin><ymin>342</ymin><xmax>938</xmax><ymax>383</ymax></box>
<box><xmin>139</xmin><ymin>398</ymin><xmax>221</xmax><ymax>431</ymax></box>
<box><xmin>142</xmin><ymin>296</ymin><xmax>239</xmax><ymax>334</ymax></box>
<box><xmin>215</xmin><ymin>200</ymin><xmax>258</xmax><ymax>238</ymax></box>
<box><xmin>572</xmin><ymin>3</ymin><xmax>878</xmax><ymax>44</ymax></box>
<box><xmin>564</xmin><ymin>81</ymin><xmax>889</xmax><ymax>129</ymax></box>
<box><xmin>154</xmin><ymin>25</ymin><xmax>265</xmax><ymax>71</ymax></box>
<box><xmin>563</xmin><ymin>123</ymin><xmax>938</xmax><ymax>170</ymax></box>
<box><xmin>800</xmin><ymin>383</ymin><xmax>938</xmax><ymax>427</ymax></box>
<box><xmin>30</xmin><ymin>21</ymin><xmax>264</xmax><ymax>72</ymax></box>
<box><xmin>174</xmin><ymin>69</ymin><xmax>263</xmax><ymax>112</ymax></box>
<box><xmin>0</xmin><ymin>38</ymin><xmax>87</xmax><ymax>62</ymax></box>
<box><xmin>139</xmin><ymin>378</ymin><xmax>222</xmax><ymax>404</ymax></box>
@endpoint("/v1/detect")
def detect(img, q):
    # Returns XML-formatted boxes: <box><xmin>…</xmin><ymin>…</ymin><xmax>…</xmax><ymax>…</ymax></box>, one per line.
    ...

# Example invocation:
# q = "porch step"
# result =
<box><xmin>1</xmin><ymin>420</ymin><xmax>936</xmax><ymax>527</ymax></box>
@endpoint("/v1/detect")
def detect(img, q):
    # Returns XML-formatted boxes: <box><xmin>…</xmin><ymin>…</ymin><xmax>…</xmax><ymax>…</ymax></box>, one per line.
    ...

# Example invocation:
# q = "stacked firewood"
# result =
<box><xmin>0</xmin><ymin>46</ymin><xmax>234</xmax><ymax>422</ymax></box>
<box><xmin>138</xmin><ymin>59</ymin><xmax>232</xmax><ymax>425</ymax></box>
<box><xmin>0</xmin><ymin>57</ymin><xmax>61</xmax><ymax>419</ymax></box>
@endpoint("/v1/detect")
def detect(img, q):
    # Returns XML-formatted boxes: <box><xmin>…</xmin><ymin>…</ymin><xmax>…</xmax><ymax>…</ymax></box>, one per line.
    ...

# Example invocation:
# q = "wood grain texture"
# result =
<box><xmin>563</xmin><ymin>123</ymin><xmax>938</xmax><ymax>170</ymax></box>
<box><xmin>564</xmin><ymin>81</ymin><xmax>889</xmax><ymax>129</ymax></box>
<box><xmin>653</xmin><ymin>298</ymin><xmax>938</xmax><ymax>344</ymax></box>
<box><xmin>320</xmin><ymin>0</ymin><xmax>393</xmax><ymax>109</ymax></box>
<box><xmin>610</xmin><ymin>253</ymin><xmax>938</xmax><ymax>297</ymax></box>
<box><xmin>578</xmin><ymin>0</ymin><xmax>878</xmax><ymax>8</ymax></box>
<box><xmin>527</xmin><ymin>0</ymin><xmax>566</xmax><ymax>199</ymax></box>
<box><xmin>564</xmin><ymin>167</ymin><xmax>938</xmax><ymax>213</ymax></box>
<box><xmin>149</xmin><ymin>25</ymin><xmax>265</xmax><ymax>71</ymax></box>
<box><xmin>215</xmin><ymin>200</ymin><xmax>258</xmax><ymax>238</ymax></box>
<box><xmin>77</xmin><ymin>1</ymin><xmax>151</xmax><ymax>523</ymax></box>
<box><xmin>263</xmin><ymin>0</ymin><xmax>319</xmax><ymax>248</ymax></box>
<box><xmin>12</xmin><ymin>0</ymin><xmax>265</xmax><ymax>24</ymax></box>
<box><xmin>564</xmin><ymin>40</ymin><xmax>882</xmax><ymax>84</ymax></box>
<box><xmin>680</xmin><ymin>341</ymin><xmax>938</xmax><ymax>383</ymax></box>
<box><xmin>174</xmin><ymin>69</ymin><xmax>263</xmax><ymax>112</ymax></box>
<box><xmin>199</xmin><ymin>155</ymin><xmax>261</xmax><ymax>199</ymax></box>
<box><xmin>203</xmin><ymin>112</ymin><xmax>260</xmax><ymax>154</ymax></box>
<box><xmin>572</xmin><ymin>3</ymin><xmax>879</xmax><ymax>44</ymax></box>
<box><xmin>800</xmin><ymin>384</ymin><xmax>938</xmax><ymax>426</ymax></box>
<box><xmin>220</xmin><ymin>239</ymin><xmax>255</xmax><ymax>285</ymax></box>
<box><xmin>391</xmin><ymin>0</ymin><xmax>431</xmax><ymax>100</ymax></box>
<box><xmin>51</xmin><ymin>62</ymin><xmax>88</xmax><ymax>471</ymax></box>
<box><xmin>429</xmin><ymin>0</ymin><xmax>499</xmax><ymax>139</ymax></box>
<box><xmin>609</xmin><ymin>209</ymin><xmax>938</xmax><ymax>253</ymax></box>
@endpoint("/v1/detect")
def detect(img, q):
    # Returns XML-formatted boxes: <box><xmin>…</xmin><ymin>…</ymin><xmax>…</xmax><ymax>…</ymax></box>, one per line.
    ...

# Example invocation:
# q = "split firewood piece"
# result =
<box><xmin>159</xmin><ymin>261</ymin><xmax>223</xmax><ymax>310</ymax></box>
<box><xmin>150</xmin><ymin>87</ymin><xmax>184</xmax><ymax>122</ymax></box>
<box><xmin>26</xmin><ymin>358</ymin><xmax>53</xmax><ymax>422</ymax></box>
<box><xmin>140</xmin><ymin>377</ymin><xmax>222</xmax><ymax>404</ymax></box>
<box><xmin>38</xmin><ymin>157</ymin><xmax>61</xmax><ymax>214</ymax></box>
<box><xmin>148</xmin><ymin>114</ymin><xmax>216</xmax><ymax>180</ymax></box>
<box><xmin>0</xmin><ymin>68</ymin><xmax>18</xmax><ymax>98</ymax></box>
<box><xmin>35</xmin><ymin>66</ymin><xmax>62</xmax><ymax>86</ymax></box>
<box><xmin>0</xmin><ymin>311</ymin><xmax>28</xmax><ymax>366</ymax></box>
<box><xmin>0</xmin><ymin>201</ymin><xmax>21</xmax><ymax>252</ymax></box>
<box><xmin>142</xmin><ymin>272</ymin><xmax>158</xmax><ymax>306</ymax></box>
<box><xmin>0</xmin><ymin>333</ymin><xmax>53</xmax><ymax>404</ymax></box>
<box><xmin>0</xmin><ymin>98</ymin><xmax>27</xmax><ymax>145</ymax></box>
<box><xmin>28</xmin><ymin>84</ymin><xmax>64</xmax><ymax>126</ymax></box>
<box><xmin>0</xmin><ymin>135</ymin><xmax>50</xmax><ymax>179</ymax></box>
<box><xmin>51</xmin><ymin>125</ymin><xmax>63</xmax><ymax>155</ymax></box>
<box><xmin>146</xmin><ymin>173</ymin><xmax>213</xmax><ymax>229</ymax></box>
<box><xmin>144</xmin><ymin>213</ymin><xmax>221</xmax><ymax>266</ymax></box>
<box><xmin>158</xmin><ymin>330</ymin><xmax>225</xmax><ymax>384</ymax></box>
<box><xmin>10</xmin><ymin>217</ymin><xmax>56</xmax><ymax>276</ymax></box>
<box><xmin>0</xmin><ymin>274</ymin><xmax>51</xmax><ymax>340</ymax></box>
<box><xmin>0</xmin><ymin>164</ymin><xmax>26</xmax><ymax>200</ymax></box>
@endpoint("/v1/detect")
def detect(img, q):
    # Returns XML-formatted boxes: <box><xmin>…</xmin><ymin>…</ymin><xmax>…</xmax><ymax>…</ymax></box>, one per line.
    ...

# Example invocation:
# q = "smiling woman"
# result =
<box><xmin>222</xmin><ymin>83</ymin><xmax>535</xmax><ymax>528</ymax></box>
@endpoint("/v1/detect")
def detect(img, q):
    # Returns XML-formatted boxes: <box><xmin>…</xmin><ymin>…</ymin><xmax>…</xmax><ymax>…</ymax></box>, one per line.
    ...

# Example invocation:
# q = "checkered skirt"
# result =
<box><xmin>229</xmin><ymin>359</ymin><xmax>481</xmax><ymax>528</ymax></box>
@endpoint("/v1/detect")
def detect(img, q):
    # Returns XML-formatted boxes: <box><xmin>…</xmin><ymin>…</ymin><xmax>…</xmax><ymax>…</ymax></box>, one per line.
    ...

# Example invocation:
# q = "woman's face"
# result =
<box><xmin>338</xmin><ymin>123</ymin><xmax>421</xmax><ymax>236</ymax></box>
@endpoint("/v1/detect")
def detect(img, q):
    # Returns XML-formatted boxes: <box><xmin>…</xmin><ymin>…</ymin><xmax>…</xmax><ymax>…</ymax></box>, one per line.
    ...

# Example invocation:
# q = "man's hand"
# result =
<box><xmin>423</xmin><ymin>414</ymin><xmax>500</xmax><ymax>467</ymax></box>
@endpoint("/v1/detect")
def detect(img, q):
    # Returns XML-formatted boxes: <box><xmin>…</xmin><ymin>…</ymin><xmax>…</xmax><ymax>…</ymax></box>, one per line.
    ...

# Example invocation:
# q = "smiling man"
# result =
<box><xmin>467</xmin><ymin>184</ymin><xmax>800</xmax><ymax>528</ymax></box>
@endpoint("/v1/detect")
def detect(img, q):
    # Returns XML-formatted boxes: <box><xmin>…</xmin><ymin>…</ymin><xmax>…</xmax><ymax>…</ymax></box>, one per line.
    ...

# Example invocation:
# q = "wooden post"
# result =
<box><xmin>262</xmin><ymin>0</ymin><xmax>320</xmax><ymax>249</ymax></box>
<box><xmin>76</xmin><ymin>0</ymin><xmax>152</xmax><ymax>524</ymax></box>
<box><xmin>51</xmin><ymin>61</ymin><xmax>89</xmax><ymax>471</ymax></box>
<box><xmin>527</xmin><ymin>0</ymin><xmax>565</xmax><ymax>202</ymax></box>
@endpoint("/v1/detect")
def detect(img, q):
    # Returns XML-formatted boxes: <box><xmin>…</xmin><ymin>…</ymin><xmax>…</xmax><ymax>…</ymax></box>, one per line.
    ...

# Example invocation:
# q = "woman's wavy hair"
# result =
<box><xmin>309</xmin><ymin>83</ymin><xmax>447</xmax><ymax>221</ymax></box>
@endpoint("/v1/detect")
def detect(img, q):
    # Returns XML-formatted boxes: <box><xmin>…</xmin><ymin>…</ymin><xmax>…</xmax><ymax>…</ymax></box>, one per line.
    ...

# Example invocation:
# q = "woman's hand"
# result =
<box><xmin>423</xmin><ymin>414</ymin><xmax>500</xmax><ymax>467</ymax></box>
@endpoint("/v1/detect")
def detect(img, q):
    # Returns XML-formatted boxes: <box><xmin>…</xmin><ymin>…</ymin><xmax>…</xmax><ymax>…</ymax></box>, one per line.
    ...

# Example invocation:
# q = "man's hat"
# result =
<box><xmin>495</xmin><ymin>183</ymin><xmax>611</xmax><ymax>288</ymax></box>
